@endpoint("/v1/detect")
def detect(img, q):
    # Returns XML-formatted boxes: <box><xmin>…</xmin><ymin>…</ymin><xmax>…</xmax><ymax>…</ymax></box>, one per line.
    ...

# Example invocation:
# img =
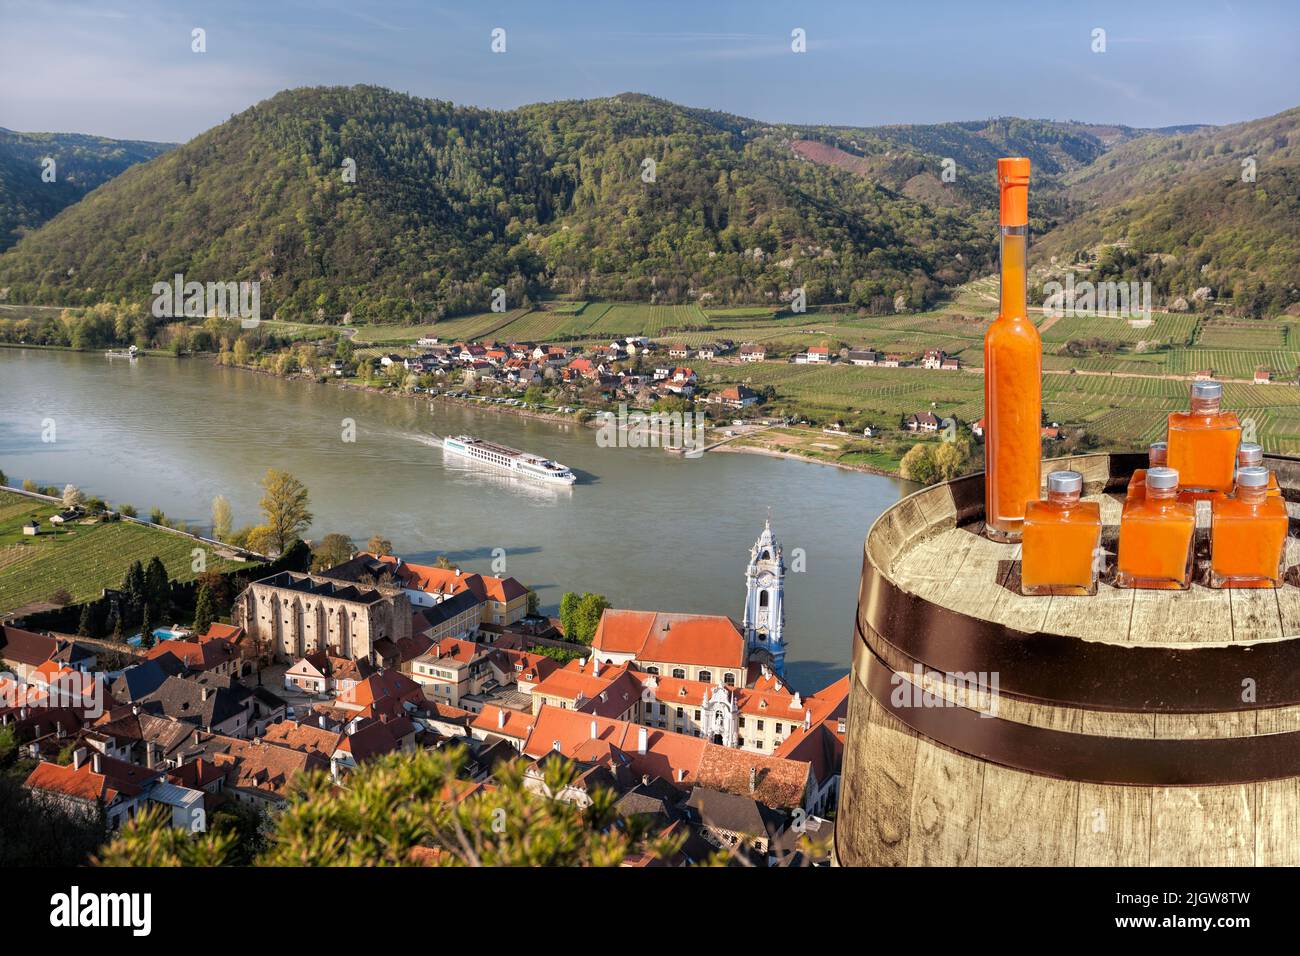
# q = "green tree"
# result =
<box><xmin>211</xmin><ymin>495</ymin><xmax>232</xmax><ymax>541</ymax></box>
<box><xmin>258</xmin><ymin>469</ymin><xmax>313</xmax><ymax>555</ymax></box>
<box><xmin>558</xmin><ymin>592</ymin><xmax>581</xmax><ymax>641</ymax></box>
<box><xmin>899</xmin><ymin>444</ymin><xmax>938</xmax><ymax>485</ymax></box>
<box><xmin>193</xmin><ymin>584</ymin><xmax>216</xmax><ymax>636</ymax></box>
<box><xmin>139</xmin><ymin>604</ymin><xmax>155</xmax><ymax>649</ymax></box>
<box><xmin>144</xmin><ymin>556</ymin><xmax>170</xmax><ymax>612</ymax></box>
<box><xmin>932</xmin><ymin>441</ymin><xmax>968</xmax><ymax>483</ymax></box>
<box><xmin>365</xmin><ymin>535</ymin><xmax>393</xmax><ymax>557</ymax></box>
<box><xmin>121</xmin><ymin>560</ymin><xmax>146</xmax><ymax>615</ymax></box>
<box><xmin>76</xmin><ymin>602</ymin><xmax>98</xmax><ymax>638</ymax></box>
<box><xmin>312</xmin><ymin>533</ymin><xmax>356</xmax><ymax>572</ymax></box>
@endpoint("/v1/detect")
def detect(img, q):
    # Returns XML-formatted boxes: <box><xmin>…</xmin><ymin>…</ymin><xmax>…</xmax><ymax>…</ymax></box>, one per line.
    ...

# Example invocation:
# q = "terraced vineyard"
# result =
<box><xmin>1165</xmin><ymin>349</ymin><xmax>1300</xmax><ymax>379</ymax></box>
<box><xmin>1039</xmin><ymin>313</ymin><xmax>1199</xmax><ymax>346</ymax></box>
<box><xmin>1195</xmin><ymin>319</ymin><xmax>1289</xmax><ymax>350</ymax></box>
<box><xmin>0</xmin><ymin>491</ymin><xmax>247</xmax><ymax>614</ymax></box>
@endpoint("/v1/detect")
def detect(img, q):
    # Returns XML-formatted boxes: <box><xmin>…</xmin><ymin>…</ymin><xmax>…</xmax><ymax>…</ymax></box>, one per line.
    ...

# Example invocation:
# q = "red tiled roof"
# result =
<box><xmin>592</xmin><ymin>610</ymin><xmax>745</xmax><ymax>669</ymax></box>
<box><xmin>25</xmin><ymin>754</ymin><xmax>160</xmax><ymax>804</ymax></box>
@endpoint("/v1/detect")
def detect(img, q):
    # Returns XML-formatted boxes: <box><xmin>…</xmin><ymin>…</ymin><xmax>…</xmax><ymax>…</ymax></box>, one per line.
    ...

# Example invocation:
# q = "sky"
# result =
<box><xmin>2</xmin><ymin>0</ymin><xmax>1298</xmax><ymax>142</ymax></box>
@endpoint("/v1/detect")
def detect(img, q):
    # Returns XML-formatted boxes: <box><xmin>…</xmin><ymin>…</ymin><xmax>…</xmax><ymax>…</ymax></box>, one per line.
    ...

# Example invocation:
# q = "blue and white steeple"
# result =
<box><xmin>742</xmin><ymin>519</ymin><xmax>787</xmax><ymax>677</ymax></box>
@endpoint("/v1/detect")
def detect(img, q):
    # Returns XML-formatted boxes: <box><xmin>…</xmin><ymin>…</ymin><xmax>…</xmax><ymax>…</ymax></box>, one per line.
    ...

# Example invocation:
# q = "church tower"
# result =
<box><xmin>742</xmin><ymin>519</ymin><xmax>787</xmax><ymax>677</ymax></box>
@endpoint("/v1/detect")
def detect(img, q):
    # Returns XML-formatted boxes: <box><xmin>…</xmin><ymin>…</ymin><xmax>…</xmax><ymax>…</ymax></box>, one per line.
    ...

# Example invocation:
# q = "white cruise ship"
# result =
<box><xmin>439</xmin><ymin>434</ymin><xmax>577</xmax><ymax>485</ymax></box>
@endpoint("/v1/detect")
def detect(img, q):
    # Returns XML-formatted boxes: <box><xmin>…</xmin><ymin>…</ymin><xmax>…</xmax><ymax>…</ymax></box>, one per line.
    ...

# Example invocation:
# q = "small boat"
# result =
<box><xmin>105</xmin><ymin>345</ymin><xmax>140</xmax><ymax>359</ymax></box>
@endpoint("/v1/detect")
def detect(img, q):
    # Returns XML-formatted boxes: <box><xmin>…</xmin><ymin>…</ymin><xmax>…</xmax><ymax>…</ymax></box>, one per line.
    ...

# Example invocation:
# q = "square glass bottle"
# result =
<box><xmin>1116</xmin><ymin>467</ymin><xmax>1196</xmax><ymax>590</ymax></box>
<box><xmin>1167</xmin><ymin>381</ymin><xmax>1240</xmax><ymax>495</ymax></box>
<box><xmin>1021</xmin><ymin>470</ymin><xmax>1102</xmax><ymax>595</ymax></box>
<box><xmin>1125</xmin><ymin>440</ymin><xmax>1167</xmax><ymax>505</ymax></box>
<box><xmin>1210</xmin><ymin>466</ymin><xmax>1289</xmax><ymax>589</ymax></box>
<box><xmin>1235</xmin><ymin>442</ymin><xmax>1281</xmax><ymax>497</ymax></box>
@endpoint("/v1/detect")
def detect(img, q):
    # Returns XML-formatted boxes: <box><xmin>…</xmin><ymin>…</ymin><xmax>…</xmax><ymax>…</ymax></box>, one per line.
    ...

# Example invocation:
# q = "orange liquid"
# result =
<box><xmin>1021</xmin><ymin>498</ymin><xmax>1102</xmax><ymax>594</ymax></box>
<box><xmin>984</xmin><ymin>234</ymin><xmax>1041</xmax><ymax>540</ymax></box>
<box><xmin>1210</xmin><ymin>495</ymin><xmax>1288</xmax><ymax>588</ymax></box>
<box><xmin>1116</xmin><ymin>497</ymin><xmax>1196</xmax><ymax>589</ymax></box>
<box><xmin>1126</xmin><ymin>468</ymin><xmax>1147</xmax><ymax>502</ymax></box>
<box><xmin>1167</xmin><ymin>410</ymin><xmax>1240</xmax><ymax>493</ymax></box>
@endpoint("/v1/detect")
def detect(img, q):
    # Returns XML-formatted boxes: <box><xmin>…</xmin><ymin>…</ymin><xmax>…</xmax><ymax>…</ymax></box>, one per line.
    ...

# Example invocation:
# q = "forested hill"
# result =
<box><xmin>1035</xmin><ymin>107</ymin><xmax>1300</xmax><ymax>317</ymax></box>
<box><xmin>0</xmin><ymin>86</ymin><xmax>1004</xmax><ymax>321</ymax></box>
<box><xmin>0</xmin><ymin>86</ymin><xmax>1295</xmax><ymax>322</ymax></box>
<box><xmin>0</xmin><ymin>129</ymin><xmax>173</xmax><ymax>251</ymax></box>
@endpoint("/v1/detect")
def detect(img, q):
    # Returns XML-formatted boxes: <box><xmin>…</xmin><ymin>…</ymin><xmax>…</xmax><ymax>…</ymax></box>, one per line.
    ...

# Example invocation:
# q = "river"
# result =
<box><xmin>0</xmin><ymin>348</ymin><xmax>909</xmax><ymax>690</ymax></box>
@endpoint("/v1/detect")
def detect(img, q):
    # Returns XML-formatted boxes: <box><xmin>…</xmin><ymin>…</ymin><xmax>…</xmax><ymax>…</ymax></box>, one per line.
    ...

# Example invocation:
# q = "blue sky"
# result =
<box><xmin>2</xmin><ymin>0</ymin><xmax>1298</xmax><ymax>142</ymax></box>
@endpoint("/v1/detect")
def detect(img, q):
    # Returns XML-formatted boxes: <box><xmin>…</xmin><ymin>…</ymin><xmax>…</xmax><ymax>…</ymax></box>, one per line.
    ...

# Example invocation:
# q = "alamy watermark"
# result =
<box><xmin>595</xmin><ymin>403</ymin><xmax>707</xmax><ymax>458</ymax></box>
<box><xmin>889</xmin><ymin>664</ymin><xmax>1000</xmax><ymax>718</ymax></box>
<box><xmin>151</xmin><ymin>273</ymin><xmax>260</xmax><ymax>328</ymax></box>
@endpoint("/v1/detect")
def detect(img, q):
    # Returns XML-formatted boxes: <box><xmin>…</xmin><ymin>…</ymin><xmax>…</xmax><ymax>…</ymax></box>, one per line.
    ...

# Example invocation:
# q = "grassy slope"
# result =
<box><xmin>0</xmin><ymin>491</ymin><xmax>245</xmax><ymax>614</ymax></box>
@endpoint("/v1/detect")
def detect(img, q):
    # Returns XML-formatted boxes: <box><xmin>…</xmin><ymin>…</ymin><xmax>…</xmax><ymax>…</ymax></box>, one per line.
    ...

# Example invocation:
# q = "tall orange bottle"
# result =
<box><xmin>984</xmin><ymin>157</ymin><xmax>1041</xmax><ymax>542</ymax></box>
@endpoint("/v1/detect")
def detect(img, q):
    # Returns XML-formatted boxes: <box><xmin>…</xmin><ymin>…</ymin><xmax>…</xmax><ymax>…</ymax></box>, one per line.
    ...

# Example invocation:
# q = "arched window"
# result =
<box><xmin>759</xmin><ymin>591</ymin><xmax>769</xmax><ymax>608</ymax></box>
<box><xmin>724</xmin><ymin>673</ymin><xmax>736</xmax><ymax>687</ymax></box>
<box><xmin>672</xmin><ymin>668</ymin><xmax>686</xmax><ymax>679</ymax></box>
<box><xmin>698</xmin><ymin>670</ymin><xmax>712</xmax><ymax>684</ymax></box>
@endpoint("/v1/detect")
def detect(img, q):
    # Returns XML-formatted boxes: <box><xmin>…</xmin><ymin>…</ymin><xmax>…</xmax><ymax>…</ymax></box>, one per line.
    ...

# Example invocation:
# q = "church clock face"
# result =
<box><xmin>757</xmin><ymin>571</ymin><xmax>775</xmax><ymax>588</ymax></box>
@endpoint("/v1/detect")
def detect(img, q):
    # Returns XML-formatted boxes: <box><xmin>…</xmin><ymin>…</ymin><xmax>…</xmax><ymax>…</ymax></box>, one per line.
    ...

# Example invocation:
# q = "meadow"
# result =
<box><xmin>0</xmin><ymin>491</ymin><xmax>246</xmax><ymax>614</ymax></box>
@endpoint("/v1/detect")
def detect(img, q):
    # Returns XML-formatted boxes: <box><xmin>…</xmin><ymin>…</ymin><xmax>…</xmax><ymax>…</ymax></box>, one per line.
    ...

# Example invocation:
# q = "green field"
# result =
<box><xmin>0</xmin><ymin>491</ymin><xmax>247</xmax><ymax>614</ymax></box>
<box><xmin>1040</xmin><ymin>313</ymin><xmax>1199</xmax><ymax>347</ymax></box>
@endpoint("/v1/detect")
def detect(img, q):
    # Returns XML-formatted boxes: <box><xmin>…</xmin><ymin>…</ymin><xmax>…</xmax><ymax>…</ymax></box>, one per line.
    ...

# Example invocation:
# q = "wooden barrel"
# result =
<box><xmin>836</xmin><ymin>451</ymin><xmax>1300</xmax><ymax>866</ymax></box>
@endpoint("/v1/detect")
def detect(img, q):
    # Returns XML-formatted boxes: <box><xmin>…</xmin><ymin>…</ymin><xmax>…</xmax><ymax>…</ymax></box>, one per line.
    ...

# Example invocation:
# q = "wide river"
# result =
<box><xmin>0</xmin><ymin>348</ymin><xmax>909</xmax><ymax>689</ymax></box>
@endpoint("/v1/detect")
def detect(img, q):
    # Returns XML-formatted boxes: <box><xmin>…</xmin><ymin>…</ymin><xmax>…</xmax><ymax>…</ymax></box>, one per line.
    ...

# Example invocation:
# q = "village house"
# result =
<box><xmin>806</xmin><ymin>346</ymin><xmax>830</xmax><ymax>364</ymax></box>
<box><xmin>1255</xmin><ymin>366</ymin><xmax>1272</xmax><ymax>385</ymax></box>
<box><xmin>846</xmin><ymin>349</ymin><xmax>882</xmax><ymax>366</ymax></box>
<box><xmin>24</xmin><ymin>747</ymin><xmax>209</xmax><ymax>832</ymax></box>
<box><xmin>528</xmin><ymin>657</ymin><xmax>641</xmax><ymax>720</ymax></box>
<box><xmin>668</xmin><ymin>344</ymin><xmax>691</xmax><ymax>359</ymax></box>
<box><xmin>739</xmin><ymin>344</ymin><xmax>766</xmax><ymax>362</ymax></box>
<box><xmin>904</xmin><ymin>411</ymin><xmax>941</xmax><ymax>432</ymax></box>
<box><xmin>322</xmin><ymin>553</ymin><xmax>530</xmax><ymax>627</ymax></box>
<box><xmin>591</xmin><ymin>609</ymin><xmax>748</xmax><ymax>688</ymax></box>
<box><xmin>708</xmin><ymin>385</ymin><xmax>759</xmax><ymax>410</ymax></box>
<box><xmin>283</xmin><ymin>652</ymin><xmax>376</xmax><ymax>696</ymax></box>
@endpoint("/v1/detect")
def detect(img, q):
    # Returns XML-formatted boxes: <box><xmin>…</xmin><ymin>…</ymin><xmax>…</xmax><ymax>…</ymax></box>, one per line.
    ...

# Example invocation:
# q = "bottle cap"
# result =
<box><xmin>1238</xmin><ymin>442</ymin><xmax>1263</xmax><ymax>466</ymax></box>
<box><xmin>997</xmin><ymin>157</ymin><xmax>1031</xmax><ymax>227</ymax></box>
<box><xmin>1191</xmin><ymin>380</ymin><xmax>1223</xmax><ymax>401</ymax></box>
<box><xmin>1149</xmin><ymin>440</ymin><xmax>1167</xmax><ymax>464</ymax></box>
<box><xmin>1146</xmin><ymin>466</ymin><xmax>1179</xmax><ymax>490</ymax></box>
<box><xmin>1237</xmin><ymin>466</ymin><xmax>1269</xmax><ymax>488</ymax></box>
<box><xmin>1046</xmin><ymin>470</ymin><xmax>1083</xmax><ymax>494</ymax></box>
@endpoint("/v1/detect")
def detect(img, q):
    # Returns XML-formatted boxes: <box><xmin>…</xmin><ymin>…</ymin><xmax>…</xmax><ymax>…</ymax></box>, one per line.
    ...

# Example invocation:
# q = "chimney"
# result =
<box><xmin>589</xmin><ymin>720</ymin><xmax>598</xmax><ymax>740</ymax></box>
<box><xmin>552</xmin><ymin>739</ymin><xmax>561</xmax><ymax>752</ymax></box>
<box><xmin>497</xmin><ymin>709</ymin><xmax>505</xmax><ymax>730</ymax></box>
<box><xmin>804</xmin><ymin>709</ymin><xmax>812</xmax><ymax>730</ymax></box>
<box><xmin>192</xmin><ymin>730</ymin><xmax>201</xmax><ymax>746</ymax></box>
<box><xmin>837</xmin><ymin>717</ymin><xmax>846</xmax><ymax>735</ymax></box>
<box><xmin>91</xmin><ymin>753</ymin><xmax>103</xmax><ymax>774</ymax></box>
<box><xmin>146</xmin><ymin>741</ymin><xmax>158</xmax><ymax>769</ymax></box>
<box><xmin>72</xmin><ymin>747</ymin><xmax>88</xmax><ymax>771</ymax></box>
<box><xmin>591</xmin><ymin>658</ymin><xmax>600</xmax><ymax>677</ymax></box>
<box><xmin>55</xmin><ymin>721</ymin><xmax>64</xmax><ymax>739</ymax></box>
<box><xmin>319</xmin><ymin>714</ymin><xmax>327</xmax><ymax>729</ymax></box>
<box><xmin>131</xmin><ymin>704</ymin><xmax>140</xmax><ymax>717</ymax></box>
<box><xmin>748</xmin><ymin>766</ymin><xmax>756</xmax><ymax>793</ymax></box>
<box><xmin>202</xmin><ymin>687</ymin><xmax>213</xmax><ymax>701</ymax></box>
<box><xmin>33</xmin><ymin>723</ymin><xmax>41</xmax><ymax>739</ymax></box>
<box><xmin>637</xmin><ymin>726</ymin><xmax>647</xmax><ymax>755</ymax></box>
<box><xmin>676</xmin><ymin>768</ymin><xmax>685</xmax><ymax>783</ymax></box>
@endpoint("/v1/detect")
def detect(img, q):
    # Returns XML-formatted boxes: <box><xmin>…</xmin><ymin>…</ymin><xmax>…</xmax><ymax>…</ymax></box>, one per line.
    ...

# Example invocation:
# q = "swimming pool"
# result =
<box><xmin>127</xmin><ymin>627</ymin><xmax>189</xmax><ymax>648</ymax></box>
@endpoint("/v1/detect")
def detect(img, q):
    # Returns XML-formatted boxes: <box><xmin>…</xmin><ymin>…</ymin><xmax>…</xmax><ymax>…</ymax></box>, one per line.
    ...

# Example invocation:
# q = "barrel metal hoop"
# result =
<box><xmin>855</xmin><ymin>624</ymin><xmax>1300</xmax><ymax>786</ymax></box>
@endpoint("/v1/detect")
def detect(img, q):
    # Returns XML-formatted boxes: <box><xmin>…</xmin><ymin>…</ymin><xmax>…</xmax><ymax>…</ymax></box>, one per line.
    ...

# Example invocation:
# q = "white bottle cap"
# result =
<box><xmin>1237</xmin><ymin>466</ymin><xmax>1269</xmax><ymax>488</ymax></box>
<box><xmin>1191</xmin><ymin>381</ymin><xmax>1223</xmax><ymax>401</ymax></box>
<box><xmin>1146</xmin><ymin>466</ymin><xmax>1179</xmax><ymax>490</ymax></box>
<box><xmin>1238</xmin><ymin>443</ymin><xmax>1263</xmax><ymax>466</ymax></box>
<box><xmin>1046</xmin><ymin>470</ymin><xmax>1083</xmax><ymax>494</ymax></box>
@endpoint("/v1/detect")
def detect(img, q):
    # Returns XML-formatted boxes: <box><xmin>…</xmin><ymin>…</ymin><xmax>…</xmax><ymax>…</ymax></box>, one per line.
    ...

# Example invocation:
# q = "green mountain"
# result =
<box><xmin>0</xmin><ymin>86</ymin><xmax>1003</xmax><ymax>321</ymax></box>
<box><xmin>1036</xmin><ymin>108</ymin><xmax>1300</xmax><ymax>316</ymax></box>
<box><xmin>0</xmin><ymin>87</ymin><xmax>1295</xmax><ymax>322</ymax></box>
<box><xmin>0</xmin><ymin>129</ymin><xmax>172</xmax><ymax>251</ymax></box>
